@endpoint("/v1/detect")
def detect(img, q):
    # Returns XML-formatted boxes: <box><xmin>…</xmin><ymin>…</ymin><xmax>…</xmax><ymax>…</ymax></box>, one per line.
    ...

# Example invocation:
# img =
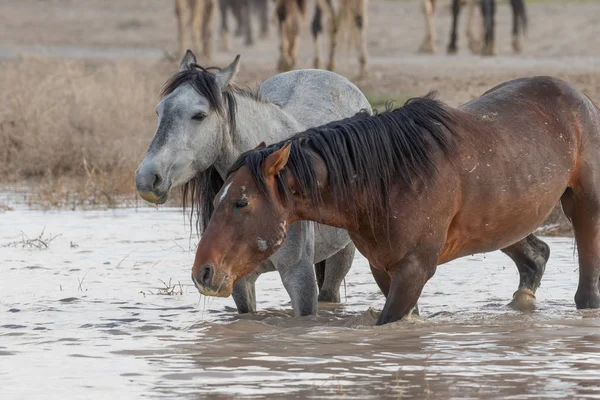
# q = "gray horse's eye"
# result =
<box><xmin>192</xmin><ymin>112</ymin><xmax>206</xmax><ymax>121</ymax></box>
<box><xmin>233</xmin><ymin>198</ymin><xmax>248</xmax><ymax>209</ymax></box>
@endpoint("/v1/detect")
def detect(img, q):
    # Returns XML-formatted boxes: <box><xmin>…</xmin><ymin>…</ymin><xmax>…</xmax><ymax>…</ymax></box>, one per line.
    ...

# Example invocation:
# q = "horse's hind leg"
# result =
<box><xmin>318</xmin><ymin>242</ymin><xmax>355</xmax><ymax>303</ymax></box>
<box><xmin>480</xmin><ymin>0</ymin><xmax>497</xmax><ymax>56</ymax></box>
<box><xmin>219</xmin><ymin>0</ymin><xmax>230</xmax><ymax>50</ymax></box>
<box><xmin>561</xmin><ymin>188</ymin><xmax>600</xmax><ymax>309</ymax></box>
<box><xmin>201</xmin><ymin>0</ymin><xmax>215</xmax><ymax>60</ymax></box>
<box><xmin>502</xmin><ymin>234</ymin><xmax>550</xmax><ymax>311</ymax></box>
<box><xmin>419</xmin><ymin>0</ymin><xmax>436</xmax><ymax>53</ymax></box>
<box><xmin>447</xmin><ymin>0</ymin><xmax>461</xmax><ymax>54</ymax></box>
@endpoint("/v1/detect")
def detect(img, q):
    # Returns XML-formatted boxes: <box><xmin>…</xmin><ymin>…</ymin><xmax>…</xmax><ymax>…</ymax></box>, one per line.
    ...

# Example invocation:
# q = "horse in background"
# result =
<box><xmin>275</xmin><ymin>0</ymin><xmax>369</xmax><ymax>79</ymax></box>
<box><xmin>175</xmin><ymin>0</ymin><xmax>216</xmax><ymax>60</ymax></box>
<box><xmin>420</xmin><ymin>0</ymin><xmax>527</xmax><ymax>56</ymax></box>
<box><xmin>219</xmin><ymin>0</ymin><xmax>270</xmax><ymax>50</ymax></box>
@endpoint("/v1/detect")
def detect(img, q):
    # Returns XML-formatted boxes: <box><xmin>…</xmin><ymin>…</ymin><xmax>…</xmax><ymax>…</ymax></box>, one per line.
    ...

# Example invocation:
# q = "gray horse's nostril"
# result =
<box><xmin>197</xmin><ymin>264</ymin><xmax>214</xmax><ymax>287</ymax></box>
<box><xmin>151</xmin><ymin>173</ymin><xmax>162</xmax><ymax>189</ymax></box>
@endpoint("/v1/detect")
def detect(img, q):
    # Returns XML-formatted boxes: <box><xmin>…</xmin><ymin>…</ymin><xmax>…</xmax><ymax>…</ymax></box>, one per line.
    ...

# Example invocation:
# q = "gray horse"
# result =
<box><xmin>135</xmin><ymin>50</ymin><xmax>371</xmax><ymax>316</ymax></box>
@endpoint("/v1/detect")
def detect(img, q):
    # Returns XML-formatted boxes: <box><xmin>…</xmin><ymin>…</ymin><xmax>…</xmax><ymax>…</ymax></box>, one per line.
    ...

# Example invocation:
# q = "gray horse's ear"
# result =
<box><xmin>215</xmin><ymin>55</ymin><xmax>241</xmax><ymax>90</ymax></box>
<box><xmin>180</xmin><ymin>50</ymin><xmax>197</xmax><ymax>71</ymax></box>
<box><xmin>254</xmin><ymin>141</ymin><xmax>266</xmax><ymax>150</ymax></box>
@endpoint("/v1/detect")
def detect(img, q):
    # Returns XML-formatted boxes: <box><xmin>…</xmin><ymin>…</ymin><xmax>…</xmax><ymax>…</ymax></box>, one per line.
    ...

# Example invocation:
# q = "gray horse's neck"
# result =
<box><xmin>213</xmin><ymin>94</ymin><xmax>305</xmax><ymax>178</ymax></box>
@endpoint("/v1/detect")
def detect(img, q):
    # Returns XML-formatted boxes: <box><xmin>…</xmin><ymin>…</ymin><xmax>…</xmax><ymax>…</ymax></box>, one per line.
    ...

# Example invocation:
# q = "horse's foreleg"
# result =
<box><xmin>256</xmin><ymin>0</ymin><xmax>269</xmax><ymax>38</ymax></box>
<box><xmin>219</xmin><ymin>0</ymin><xmax>230</xmax><ymax>50</ymax></box>
<box><xmin>318</xmin><ymin>242</ymin><xmax>356</xmax><ymax>303</ymax></box>
<box><xmin>510</xmin><ymin>0</ymin><xmax>525</xmax><ymax>53</ymax></box>
<box><xmin>465</xmin><ymin>0</ymin><xmax>482</xmax><ymax>53</ymax></box>
<box><xmin>232</xmin><ymin>269</ymin><xmax>260</xmax><ymax>313</ymax></box>
<box><xmin>353</xmin><ymin>1</ymin><xmax>368</xmax><ymax>79</ymax></box>
<box><xmin>311</xmin><ymin>4</ymin><xmax>324</xmax><ymax>69</ymax></box>
<box><xmin>279</xmin><ymin>259</ymin><xmax>319</xmax><ymax>316</ymax></box>
<box><xmin>201</xmin><ymin>0</ymin><xmax>215</xmax><ymax>60</ymax></box>
<box><xmin>376</xmin><ymin>253</ymin><xmax>436</xmax><ymax>325</ymax></box>
<box><xmin>243</xmin><ymin>0</ymin><xmax>254</xmax><ymax>46</ymax></box>
<box><xmin>502</xmin><ymin>234</ymin><xmax>550</xmax><ymax>311</ymax></box>
<box><xmin>175</xmin><ymin>0</ymin><xmax>190</xmax><ymax>56</ymax></box>
<box><xmin>325</xmin><ymin>2</ymin><xmax>339</xmax><ymax>72</ymax></box>
<box><xmin>561</xmin><ymin>189</ymin><xmax>600</xmax><ymax>309</ymax></box>
<box><xmin>419</xmin><ymin>0</ymin><xmax>436</xmax><ymax>53</ymax></box>
<box><xmin>480</xmin><ymin>0</ymin><xmax>497</xmax><ymax>56</ymax></box>
<box><xmin>447</xmin><ymin>0</ymin><xmax>461</xmax><ymax>54</ymax></box>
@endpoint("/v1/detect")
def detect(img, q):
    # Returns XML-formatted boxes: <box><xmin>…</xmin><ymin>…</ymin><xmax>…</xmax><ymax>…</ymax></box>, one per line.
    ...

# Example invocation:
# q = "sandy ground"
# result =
<box><xmin>1</xmin><ymin>0</ymin><xmax>600</xmax><ymax>106</ymax></box>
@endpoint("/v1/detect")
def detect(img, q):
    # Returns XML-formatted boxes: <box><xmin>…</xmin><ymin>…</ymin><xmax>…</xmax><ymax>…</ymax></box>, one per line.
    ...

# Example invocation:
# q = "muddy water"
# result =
<box><xmin>1</xmin><ymin>207</ymin><xmax>600</xmax><ymax>399</ymax></box>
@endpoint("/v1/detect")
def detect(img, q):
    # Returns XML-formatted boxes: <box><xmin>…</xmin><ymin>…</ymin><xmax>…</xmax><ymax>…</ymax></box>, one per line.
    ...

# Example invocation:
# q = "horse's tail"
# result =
<box><xmin>511</xmin><ymin>0</ymin><xmax>528</xmax><ymax>35</ymax></box>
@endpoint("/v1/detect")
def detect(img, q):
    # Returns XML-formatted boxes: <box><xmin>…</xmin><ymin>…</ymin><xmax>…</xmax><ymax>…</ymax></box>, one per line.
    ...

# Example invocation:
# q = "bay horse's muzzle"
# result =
<box><xmin>192</xmin><ymin>263</ymin><xmax>232</xmax><ymax>297</ymax></box>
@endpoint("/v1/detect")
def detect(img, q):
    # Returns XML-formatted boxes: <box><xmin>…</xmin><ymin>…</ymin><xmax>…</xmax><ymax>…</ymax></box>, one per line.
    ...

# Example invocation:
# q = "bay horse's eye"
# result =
<box><xmin>192</xmin><ymin>112</ymin><xmax>206</xmax><ymax>121</ymax></box>
<box><xmin>233</xmin><ymin>198</ymin><xmax>249</xmax><ymax>209</ymax></box>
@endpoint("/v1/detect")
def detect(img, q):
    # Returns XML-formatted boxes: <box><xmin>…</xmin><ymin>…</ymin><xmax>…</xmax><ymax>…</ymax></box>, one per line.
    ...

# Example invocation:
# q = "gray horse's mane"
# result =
<box><xmin>160</xmin><ymin>63</ymin><xmax>269</xmax><ymax>234</ymax></box>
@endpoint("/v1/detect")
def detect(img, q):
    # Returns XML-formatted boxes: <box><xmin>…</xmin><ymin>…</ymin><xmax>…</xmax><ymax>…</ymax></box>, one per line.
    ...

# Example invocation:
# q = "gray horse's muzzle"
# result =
<box><xmin>135</xmin><ymin>166</ymin><xmax>170</xmax><ymax>204</ymax></box>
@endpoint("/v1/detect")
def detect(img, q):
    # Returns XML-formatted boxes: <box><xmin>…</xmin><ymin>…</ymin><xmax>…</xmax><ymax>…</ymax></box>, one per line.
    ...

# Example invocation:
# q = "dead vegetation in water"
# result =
<box><xmin>3</xmin><ymin>227</ymin><xmax>61</xmax><ymax>249</ymax></box>
<box><xmin>140</xmin><ymin>278</ymin><xmax>184</xmax><ymax>297</ymax></box>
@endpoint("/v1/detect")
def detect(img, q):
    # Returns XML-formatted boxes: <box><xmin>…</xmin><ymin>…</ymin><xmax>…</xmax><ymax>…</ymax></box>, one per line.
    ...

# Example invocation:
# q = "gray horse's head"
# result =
<box><xmin>135</xmin><ymin>50</ymin><xmax>240</xmax><ymax>204</ymax></box>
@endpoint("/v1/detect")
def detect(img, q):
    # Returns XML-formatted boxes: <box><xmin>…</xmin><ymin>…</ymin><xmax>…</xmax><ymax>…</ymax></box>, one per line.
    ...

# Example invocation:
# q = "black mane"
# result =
<box><xmin>228</xmin><ymin>93</ymin><xmax>462</xmax><ymax>225</ymax></box>
<box><xmin>161</xmin><ymin>63</ymin><xmax>265</xmax><ymax>232</ymax></box>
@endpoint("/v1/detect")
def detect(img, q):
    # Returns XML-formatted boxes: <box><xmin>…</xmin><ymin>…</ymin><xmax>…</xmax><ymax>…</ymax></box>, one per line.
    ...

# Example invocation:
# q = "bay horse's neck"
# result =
<box><xmin>213</xmin><ymin>94</ymin><xmax>305</xmax><ymax>178</ymax></box>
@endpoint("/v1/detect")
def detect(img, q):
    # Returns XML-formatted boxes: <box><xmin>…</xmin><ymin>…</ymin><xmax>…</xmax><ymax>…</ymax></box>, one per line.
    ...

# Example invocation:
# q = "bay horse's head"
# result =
<box><xmin>191</xmin><ymin>142</ymin><xmax>294</xmax><ymax>297</ymax></box>
<box><xmin>135</xmin><ymin>50</ymin><xmax>240</xmax><ymax>205</ymax></box>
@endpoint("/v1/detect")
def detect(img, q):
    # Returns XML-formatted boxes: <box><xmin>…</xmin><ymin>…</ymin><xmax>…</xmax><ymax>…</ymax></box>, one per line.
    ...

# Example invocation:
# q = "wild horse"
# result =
<box><xmin>135</xmin><ymin>51</ymin><xmax>371</xmax><ymax>316</ymax></box>
<box><xmin>191</xmin><ymin>76</ymin><xmax>600</xmax><ymax>325</ymax></box>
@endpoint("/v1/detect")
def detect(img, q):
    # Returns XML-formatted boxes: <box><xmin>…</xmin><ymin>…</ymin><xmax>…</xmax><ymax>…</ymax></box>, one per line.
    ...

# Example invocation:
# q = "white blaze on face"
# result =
<box><xmin>219</xmin><ymin>182</ymin><xmax>233</xmax><ymax>205</ymax></box>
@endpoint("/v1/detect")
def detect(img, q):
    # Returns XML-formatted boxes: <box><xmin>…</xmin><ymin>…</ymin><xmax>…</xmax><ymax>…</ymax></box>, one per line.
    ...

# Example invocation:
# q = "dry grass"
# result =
<box><xmin>3</xmin><ymin>227</ymin><xmax>61</xmax><ymax>249</ymax></box>
<box><xmin>0</xmin><ymin>55</ymin><xmax>175</xmax><ymax>208</ymax></box>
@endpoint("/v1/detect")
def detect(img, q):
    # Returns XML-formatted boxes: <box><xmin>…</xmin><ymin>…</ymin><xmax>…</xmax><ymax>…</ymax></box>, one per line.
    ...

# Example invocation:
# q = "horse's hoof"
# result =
<box><xmin>446</xmin><ymin>45</ymin><xmax>457</xmax><ymax>55</ymax></box>
<box><xmin>418</xmin><ymin>41</ymin><xmax>436</xmax><ymax>54</ymax></box>
<box><xmin>512</xmin><ymin>36</ymin><xmax>523</xmax><ymax>54</ymax></box>
<box><xmin>317</xmin><ymin>289</ymin><xmax>341</xmax><ymax>304</ymax></box>
<box><xmin>508</xmin><ymin>288</ymin><xmax>536</xmax><ymax>312</ymax></box>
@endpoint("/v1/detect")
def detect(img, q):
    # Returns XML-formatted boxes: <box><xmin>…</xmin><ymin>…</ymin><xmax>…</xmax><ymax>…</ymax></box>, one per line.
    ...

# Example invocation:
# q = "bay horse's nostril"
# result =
<box><xmin>197</xmin><ymin>264</ymin><xmax>214</xmax><ymax>287</ymax></box>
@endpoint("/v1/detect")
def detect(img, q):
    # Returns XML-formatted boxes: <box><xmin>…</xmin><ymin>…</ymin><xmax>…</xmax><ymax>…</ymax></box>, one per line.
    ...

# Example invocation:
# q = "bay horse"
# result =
<box><xmin>191</xmin><ymin>76</ymin><xmax>600</xmax><ymax>325</ymax></box>
<box><xmin>135</xmin><ymin>51</ymin><xmax>371</xmax><ymax>316</ymax></box>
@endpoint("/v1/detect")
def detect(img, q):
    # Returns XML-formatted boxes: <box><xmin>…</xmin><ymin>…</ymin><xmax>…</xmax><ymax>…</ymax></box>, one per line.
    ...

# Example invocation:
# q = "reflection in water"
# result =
<box><xmin>1</xmin><ymin>207</ymin><xmax>600</xmax><ymax>399</ymax></box>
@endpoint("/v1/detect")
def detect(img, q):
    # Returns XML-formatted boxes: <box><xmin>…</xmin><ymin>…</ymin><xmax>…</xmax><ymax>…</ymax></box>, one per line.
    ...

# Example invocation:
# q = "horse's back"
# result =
<box><xmin>259</xmin><ymin>69</ymin><xmax>371</xmax><ymax>127</ymax></box>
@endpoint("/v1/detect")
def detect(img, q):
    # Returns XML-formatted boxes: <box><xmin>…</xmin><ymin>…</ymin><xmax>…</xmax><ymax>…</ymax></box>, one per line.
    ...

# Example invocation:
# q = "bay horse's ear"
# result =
<box><xmin>180</xmin><ymin>50</ymin><xmax>197</xmax><ymax>71</ymax></box>
<box><xmin>254</xmin><ymin>141</ymin><xmax>266</xmax><ymax>150</ymax></box>
<box><xmin>215</xmin><ymin>55</ymin><xmax>241</xmax><ymax>90</ymax></box>
<box><xmin>264</xmin><ymin>142</ymin><xmax>292</xmax><ymax>177</ymax></box>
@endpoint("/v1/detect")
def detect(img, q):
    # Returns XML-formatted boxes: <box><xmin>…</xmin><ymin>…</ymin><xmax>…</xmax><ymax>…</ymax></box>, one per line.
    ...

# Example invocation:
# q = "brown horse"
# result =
<box><xmin>191</xmin><ymin>76</ymin><xmax>600</xmax><ymax>325</ymax></box>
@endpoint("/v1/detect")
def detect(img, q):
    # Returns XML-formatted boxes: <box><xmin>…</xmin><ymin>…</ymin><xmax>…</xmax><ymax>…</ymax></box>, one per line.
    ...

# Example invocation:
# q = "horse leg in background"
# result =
<box><xmin>502</xmin><ymin>234</ymin><xmax>550</xmax><ymax>311</ymax></box>
<box><xmin>351</xmin><ymin>0</ymin><xmax>369</xmax><ymax>79</ymax></box>
<box><xmin>510</xmin><ymin>0</ymin><xmax>527</xmax><ymax>53</ymax></box>
<box><xmin>200</xmin><ymin>0</ymin><xmax>215</xmax><ymax>60</ymax></box>
<box><xmin>561</xmin><ymin>189</ymin><xmax>600</xmax><ymax>309</ymax></box>
<box><xmin>232</xmin><ymin>269</ymin><xmax>260</xmax><ymax>313</ymax></box>
<box><xmin>191</xmin><ymin>0</ymin><xmax>206</xmax><ymax>57</ymax></box>
<box><xmin>255</xmin><ymin>0</ymin><xmax>270</xmax><ymax>38</ymax></box>
<box><xmin>233</xmin><ymin>0</ymin><xmax>245</xmax><ymax>36</ymax></box>
<box><xmin>419</xmin><ymin>0</ymin><xmax>436</xmax><ymax>53</ymax></box>
<box><xmin>242</xmin><ymin>0</ymin><xmax>255</xmax><ymax>46</ymax></box>
<box><xmin>466</xmin><ymin>0</ymin><xmax>482</xmax><ymax>53</ymax></box>
<box><xmin>318</xmin><ymin>242</ymin><xmax>355</xmax><ymax>303</ymax></box>
<box><xmin>447</xmin><ymin>0</ymin><xmax>461</xmax><ymax>54</ymax></box>
<box><xmin>324</xmin><ymin>0</ymin><xmax>339</xmax><ymax>72</ymax></box>
<box><xmin>175</xmin><ymin>0</ymin><xmax>192</xmax><ymax>56</ymax></box>
<box><xmin>480</xmin><ymin>0</ymin><xmax>497</xmax><ymax>55</ymax></box>
<box><xmin>276</xmin><ymin>1</ymin><xmax>291</xmax><ymax>71</ymax></box>
<box><xmin>376</xmin><ymin>252</ymin><xmax>436</xmax><ymax>325</ymax></box>
<box><xmin>311</xmin><ymin>3</ymin><xmax>324</xmax><ymax>68</ymax></box>
<box><xmin>219</xmin><ymin>0</ymin><xmax>230</xmax><ymax>50</ymax></box>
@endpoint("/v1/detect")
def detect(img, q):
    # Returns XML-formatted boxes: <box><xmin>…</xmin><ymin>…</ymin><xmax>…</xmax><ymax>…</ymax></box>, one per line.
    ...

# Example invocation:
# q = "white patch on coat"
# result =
<box><xmin>257</xmin><ymin>238</ymin><xmax>268</xmax><ymax>251</ymax></box>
